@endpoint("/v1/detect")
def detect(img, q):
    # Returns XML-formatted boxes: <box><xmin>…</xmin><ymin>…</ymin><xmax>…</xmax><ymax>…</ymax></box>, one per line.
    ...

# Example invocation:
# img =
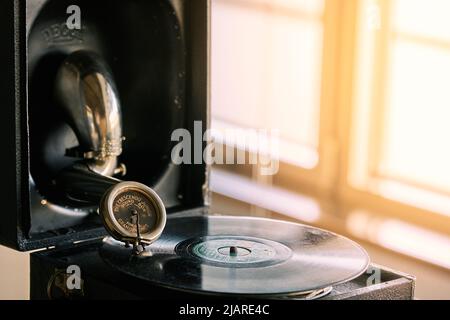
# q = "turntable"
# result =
<box><xmin>29</xmin><ymin>213</ymin><xmax>415</xmax><ymax>300</ymax></box>
<box><xmin>0</xmin><ymin>0</ymin><xmax>415</xmax><ymax>300</ymax></box>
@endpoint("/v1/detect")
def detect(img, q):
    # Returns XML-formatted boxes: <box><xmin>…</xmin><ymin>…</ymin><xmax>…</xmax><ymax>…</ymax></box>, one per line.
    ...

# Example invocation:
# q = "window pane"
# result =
<box><xmin>392</xmin><ymin>0</ymin><xmax>450</xmax><ymax>41</ymax></box>
<box><xmin>380</xmin><ymin>39</ymin><xmax>450</xmax><ymax>192</ymax></box>
<box><xmin>266</xmin><ymin>16</ymin><xmax>323</xmax><ymax>146</ymax></box>
<box><xmin>211</xmin><ymin>0</ymin><xmax>324</xmax><ymax>160</ymax></box>
<box><xmin>212</xmin><ymin>2</ymin><xmax>268</xmax><ymax>129</ymax></box>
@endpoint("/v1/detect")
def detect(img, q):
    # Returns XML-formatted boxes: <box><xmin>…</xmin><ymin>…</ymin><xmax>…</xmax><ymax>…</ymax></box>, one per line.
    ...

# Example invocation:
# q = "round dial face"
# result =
<box><xmin>100</xmin><ymin>181</ymin><xmax>167</xmax><ymax>250</ymax></box>
<box><xmin>112</xmin><ymin>190</ymin><xmax>157</xmax><ymax>236</ymax></box>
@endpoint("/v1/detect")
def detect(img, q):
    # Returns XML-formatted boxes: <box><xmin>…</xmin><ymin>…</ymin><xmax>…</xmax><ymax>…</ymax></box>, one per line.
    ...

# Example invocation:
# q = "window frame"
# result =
<box><xmin>211</xmin><ymin>0</ymin><xmax>450</xmax><ymax>235</ymax></box>
<box><xmin>339</xmin><ymin>0</ymin><xmax>450</xmax><ymax>235</ymax></box>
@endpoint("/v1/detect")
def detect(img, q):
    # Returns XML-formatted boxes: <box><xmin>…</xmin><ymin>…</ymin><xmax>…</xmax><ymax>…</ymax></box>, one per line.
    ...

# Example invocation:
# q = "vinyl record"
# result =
<box><xmin>100</xmin><ymin>215</ymin><xmax>370</xmax><ymax>297</ymax></box>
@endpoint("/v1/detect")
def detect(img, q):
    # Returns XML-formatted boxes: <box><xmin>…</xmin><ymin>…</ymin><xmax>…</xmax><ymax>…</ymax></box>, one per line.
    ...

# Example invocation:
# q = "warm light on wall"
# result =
<box><xmin>211</xmin><ymin>0</ymin><xmax>324</xmax><ymax>169</ymax></box>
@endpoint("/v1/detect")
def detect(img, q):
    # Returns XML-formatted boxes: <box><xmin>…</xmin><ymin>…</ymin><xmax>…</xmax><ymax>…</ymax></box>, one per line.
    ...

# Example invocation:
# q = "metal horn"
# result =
<box><xmin>55</xmin><ymin>50</ymin><xmax>124</xmax><ymax>177</ymax></box>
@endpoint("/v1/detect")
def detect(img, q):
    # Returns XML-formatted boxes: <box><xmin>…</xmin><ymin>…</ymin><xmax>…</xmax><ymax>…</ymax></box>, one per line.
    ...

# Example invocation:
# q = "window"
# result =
<box><xmin>211</xmin><ymin>0</ymin><xmax>325</xmax><ymax>169</ymax></box>
<box><xmin>350</xmin><ymin>0</ymin><xmax>450</xmax><ymax>217</ymax></box>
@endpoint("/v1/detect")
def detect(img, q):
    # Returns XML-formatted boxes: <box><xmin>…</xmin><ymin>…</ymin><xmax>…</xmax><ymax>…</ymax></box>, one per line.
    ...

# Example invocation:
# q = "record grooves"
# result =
<box><xmin>100</xmin><ymin>215</ymin><xmax>370</xmax><ymax>298</ymax></box>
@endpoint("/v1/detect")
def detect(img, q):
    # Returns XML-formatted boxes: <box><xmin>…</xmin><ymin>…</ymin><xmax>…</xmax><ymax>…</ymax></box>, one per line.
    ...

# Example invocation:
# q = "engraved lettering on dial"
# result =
<box><xmin>112</xmin><ymin>190</ymin><xmax>157</xmax><ymax>235</ymax></box>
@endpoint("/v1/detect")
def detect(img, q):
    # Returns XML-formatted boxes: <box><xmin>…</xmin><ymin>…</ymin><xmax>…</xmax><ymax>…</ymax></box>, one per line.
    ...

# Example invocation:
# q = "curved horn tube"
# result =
<box><xmin>55</xmin><ymin>50</ymin><xmax>123</xmax><ymax>176</ymax></box>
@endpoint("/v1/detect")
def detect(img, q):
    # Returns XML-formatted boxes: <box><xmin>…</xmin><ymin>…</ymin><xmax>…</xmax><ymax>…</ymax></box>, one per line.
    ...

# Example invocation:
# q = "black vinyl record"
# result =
<box><xmin>100</xmin><ymin>215</ymin><xmax>370</xmax><ymax>297</ymax></box>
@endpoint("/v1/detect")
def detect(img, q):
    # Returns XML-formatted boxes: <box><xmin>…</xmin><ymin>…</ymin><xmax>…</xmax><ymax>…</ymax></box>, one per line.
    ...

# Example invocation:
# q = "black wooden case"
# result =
<box><xmin>0</xmin><ymin>0</ymin><xmax>209</xmax><ymax>251</ymax></box>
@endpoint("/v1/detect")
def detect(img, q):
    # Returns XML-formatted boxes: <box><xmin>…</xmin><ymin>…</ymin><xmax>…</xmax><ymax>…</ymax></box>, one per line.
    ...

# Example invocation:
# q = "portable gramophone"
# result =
<box><xmin>0</xmin><ymin>0</ymin><xmax>415</xmax><ymax>300</ymax></box>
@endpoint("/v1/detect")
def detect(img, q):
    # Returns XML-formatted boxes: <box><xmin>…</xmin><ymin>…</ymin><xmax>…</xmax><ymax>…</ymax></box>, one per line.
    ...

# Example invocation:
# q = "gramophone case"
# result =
<box><xmin>30</xmin><ymin>238</ymin><xmax>415</xmax><ymax>300</ymax></box>
<box><xmin>1</xmin><ymin>0</ymin><xmax>415</xmax><ymax>300</ymax></box>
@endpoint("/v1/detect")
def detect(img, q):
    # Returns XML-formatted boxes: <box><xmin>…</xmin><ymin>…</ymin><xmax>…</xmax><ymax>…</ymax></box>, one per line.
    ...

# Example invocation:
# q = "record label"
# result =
<box><xmin>181</xmin><ymin>236</ymin><xmax>293</xmax><ymax>268</ymax></box>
